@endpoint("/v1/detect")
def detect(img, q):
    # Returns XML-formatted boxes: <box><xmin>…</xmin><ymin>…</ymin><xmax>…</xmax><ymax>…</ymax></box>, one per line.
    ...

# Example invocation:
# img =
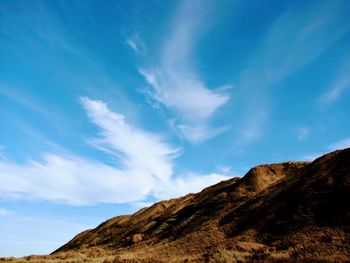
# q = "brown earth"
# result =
<box><xmin>2</xmin><ymin>148</ymin><xmax>350</xmax><ymax>262</ymax></box>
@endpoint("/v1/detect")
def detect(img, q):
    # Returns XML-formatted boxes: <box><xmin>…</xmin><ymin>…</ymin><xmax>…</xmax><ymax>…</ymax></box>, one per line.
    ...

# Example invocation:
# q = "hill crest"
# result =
<box><xmin>4</xmin><ymin>148</ymin><xmax>350</xmax><ymax>262</ymax></box>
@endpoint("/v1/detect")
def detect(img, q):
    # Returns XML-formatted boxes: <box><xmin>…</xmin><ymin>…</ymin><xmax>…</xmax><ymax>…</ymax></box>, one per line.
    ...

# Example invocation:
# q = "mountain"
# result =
<box><xmin>3</xmin><ymin>148</ymin><xmax>350</xmax><ymax>262</ymax></box>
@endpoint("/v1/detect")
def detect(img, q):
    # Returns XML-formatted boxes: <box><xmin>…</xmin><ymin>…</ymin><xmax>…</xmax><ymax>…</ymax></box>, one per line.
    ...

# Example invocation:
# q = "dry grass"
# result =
<box><xmin>2</xmin><ymin>149</ymin><xmax>350</xmax><ymax>263</ymax></box>
<box><xmin>2</xmin><ymin>243</ymin><xmax>350</xmax><ymax>263</ymax></box>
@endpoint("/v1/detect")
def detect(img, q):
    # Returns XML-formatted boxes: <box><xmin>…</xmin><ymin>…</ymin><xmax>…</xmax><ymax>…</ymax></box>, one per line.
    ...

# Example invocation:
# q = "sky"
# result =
<box><xmin>0</xmin><ymin>0</ymin><xmax>350</xmax><ymax>257</ymax></box>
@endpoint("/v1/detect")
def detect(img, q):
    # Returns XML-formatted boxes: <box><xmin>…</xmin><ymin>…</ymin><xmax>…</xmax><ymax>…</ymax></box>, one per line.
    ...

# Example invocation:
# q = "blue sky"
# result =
<box><xmin>0</xmin><ymin>0</ymin><xmax>350</xmax><ymax>257</ymax></box>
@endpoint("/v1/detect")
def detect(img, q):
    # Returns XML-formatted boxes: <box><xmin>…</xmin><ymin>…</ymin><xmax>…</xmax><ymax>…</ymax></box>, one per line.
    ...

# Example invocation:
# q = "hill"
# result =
<box><xmin>3</xmin><ymin>148</ymin><xmax>350</xmax><ymax>262</ymax></box>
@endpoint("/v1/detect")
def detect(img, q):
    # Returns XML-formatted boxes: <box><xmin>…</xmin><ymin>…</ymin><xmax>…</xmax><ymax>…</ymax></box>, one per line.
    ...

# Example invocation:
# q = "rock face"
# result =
<box><xmin>27</xmin><ymin>149</ymin><xmax>350</xmax><ymax>261</ymax></box>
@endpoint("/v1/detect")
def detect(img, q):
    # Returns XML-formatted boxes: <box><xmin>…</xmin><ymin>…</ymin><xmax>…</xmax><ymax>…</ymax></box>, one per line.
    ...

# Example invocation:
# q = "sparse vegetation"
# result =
<box><xmin>2</xmin><ymin>149</ymin><xmax>350</xmax><ymax>262</ymax></box>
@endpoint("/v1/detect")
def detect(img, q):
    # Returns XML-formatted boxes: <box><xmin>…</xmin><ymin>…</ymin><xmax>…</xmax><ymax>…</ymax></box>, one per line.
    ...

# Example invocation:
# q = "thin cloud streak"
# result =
<box><xmin>126</xmin><ymin>33</ymin><xmax>145</xmax><ymax>54</ymax></box>
<box><xmin>299</xmin><ymin>137</ymin><xmax>350</xmax><ymax>161</ymax></box>
<box><xmin>319</xmin><ymin>59</ymin><xmax>350</xmax><ymax>106</ymax></box>
<box><xmin>176</xmin><ymin>124</ymin><xmax>231</xmax><ymax>145</ymax></box>
<box><xmin>137</xmin><ymin>0</ymin><xmax>230</xmax><ymax>143</ymax></box>
<box><xmin>328</xmin><ymin>138</ymin><xmax>350</xmax><ymax>151</ymax></box>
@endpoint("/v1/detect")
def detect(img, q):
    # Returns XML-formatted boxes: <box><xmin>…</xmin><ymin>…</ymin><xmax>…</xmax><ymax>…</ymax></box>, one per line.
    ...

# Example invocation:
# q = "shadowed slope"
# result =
<box><xmin>52</xmin><ymin>150</ymin><xmax>350</xmax><ymax>262</ymax></box>
<box><xmin>4</xmin><ymin>148</ymin><xmax>349</xmax><ymax>262</ymax></box>
<box><xmin>54</xmin><ymin>161</ymin><xmax>310</xmax><ymax>255</ymax></box>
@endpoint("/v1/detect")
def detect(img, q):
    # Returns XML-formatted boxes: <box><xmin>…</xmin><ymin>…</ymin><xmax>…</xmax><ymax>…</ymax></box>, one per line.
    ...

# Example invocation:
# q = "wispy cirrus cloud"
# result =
<box><xmin>174</xmin><ymin>124</ymin><xmax>230</xmax><ymax>144</ymax></box>
<box><xmin>0</xmin><ymin>85</ymin><xmax>73</xmax><ymax>137</ymax></box>
<box><xmin>328</xmin><ymin>138</ymin><xmax>350</xmax><ymax>151</ymax></box>
<box><xmin>0</xmin><ymin>97</ymin><xmax>230</xmax><ymax>205</ymax></box>
<box><xmin>319</xmin><ymin>59</ymin><xmax>350</xmax><ymax>106</ymax></box>
<box><xmin>236</xmin><ymin>0</ymin><xmax>350</xmax><ymax>145</ymax></box>
<box><xmin>299</xmin><ymin>137</ymin><xmax>350</xmax><ymax>161</ymax></box>
<box><xmin>126</xmin><ymin>33</ymin><xmax>145</xmax><ymax>54</ymax></box>
<box><xmin>0</xmin><ymin>86</ymin><xmax>51</xmax><ymax>119</ymax></box>
<box><xmin>136</xmin><ymin>0</ymin><xmax>230</xmax><ymax>144</ymax></box>
<box><xmin>0</xmin><ymin>0</ymin><xmax>84</xmax><ymax>70</ymax></box>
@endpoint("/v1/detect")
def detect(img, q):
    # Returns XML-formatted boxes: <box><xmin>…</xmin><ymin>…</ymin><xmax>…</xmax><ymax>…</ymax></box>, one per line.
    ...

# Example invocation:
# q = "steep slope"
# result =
<box><xmin>220</xmin><ymin>148</ymin><xmax>350</xmax><ymax>260</ymax></box>
<box><xmin>54</xmin><ymin>162</ymin><xmax>307</xmax><ymax>254</ymax></box>
<box><xmin>4</xmin><ymin>148</ymin><xmax>350</xmax><ymax>262</ymax></box>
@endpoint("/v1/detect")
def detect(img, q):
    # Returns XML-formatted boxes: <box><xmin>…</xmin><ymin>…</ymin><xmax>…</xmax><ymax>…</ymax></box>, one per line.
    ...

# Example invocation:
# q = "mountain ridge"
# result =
<box><xmin>3</xmin><ymin>148</ymin><xmax>350</xmax><ymax>262</ymax></box>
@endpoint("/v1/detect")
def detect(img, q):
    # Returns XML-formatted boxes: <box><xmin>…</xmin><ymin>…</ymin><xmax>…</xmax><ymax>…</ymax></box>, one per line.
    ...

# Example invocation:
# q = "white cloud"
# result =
<box><xmin>328</xmin><ymin>138</ymin><xmax>350</xmax><ymax>151</ymax></box>
<box><xmin>0</xmin><ymin>97</ymin><xmax>230</xmax><ymax>205</ymax></box>
<box><xmin>140</xmin><ymin>68</ymin><xmax>229</xmax><ymax>123</ymax></box>
<box><xmin>80</xmin><ymin>97</ymin><xmax>179</xmax><ymax>183</ymax></box>
<box><xmin>0</xmin><ymin>153</ymin><xmax>154</xmax><ymax>205</ymax></box>
<box><xmin>139</xmin><ymin>0</ymin><xmax>230</xmax><ymax>143</ymax></box>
